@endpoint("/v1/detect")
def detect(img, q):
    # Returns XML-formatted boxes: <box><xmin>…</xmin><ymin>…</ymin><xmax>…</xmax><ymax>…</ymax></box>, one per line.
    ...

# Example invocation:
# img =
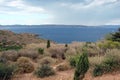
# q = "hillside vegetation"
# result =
<box><xmin>0</xmin><ymin>28</ymin><xmax>120</xmax><ymax>80</ymax></box>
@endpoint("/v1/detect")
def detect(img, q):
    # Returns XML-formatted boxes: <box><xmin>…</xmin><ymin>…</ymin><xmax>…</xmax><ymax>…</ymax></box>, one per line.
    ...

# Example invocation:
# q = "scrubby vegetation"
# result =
<box><xmin>35</xmin><ymin>64</ymin><xmax>55</xmax><ymax>78</ymax></box>
<box><xmin>0</xmin><ymin>28</ymin><xmax>120</xmax><ymax>80</ymax></box>
<box><xmin>0</xmin><ymin>63</ymin><xmax>15</xmax><ymax>80</ymax></box>
<box><xmin>16</xmin><ymin>57</ymin><xmax>34</xmax><ymax>73</ymax></box>
<box><xmin>38</xmin><ymin>48</ymin><xmax>44</xmax><ymax>55</ymax></box>
<box><xmin>74</xmin><ymin>52</ymin><xmax>89</xmax><ymax>80</ymax></box>
<box><xmin>93</xmin><ymin>49</ymin><xmax>120</xmax><ymax>76</ymax></box>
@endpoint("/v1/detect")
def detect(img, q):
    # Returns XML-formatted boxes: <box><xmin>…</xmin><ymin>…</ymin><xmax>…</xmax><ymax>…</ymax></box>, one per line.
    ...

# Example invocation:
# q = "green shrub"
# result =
<box><xmin>0</xmin><ymin>45</ymin><xmax>22</xmax><ymax>51</ymax></box>
<box><xmin>98</xmin><ymin>41</ymin><xmax>120</xmax><ymax>50</ymax></box>
<box><xmin>0</xmin><ymin>63</ymin><xmax>15</xmax><ymax>80</ymax></box>
<box><xmin>38</xmin><ymin>48</ymin><xmax>44</xmax><ymax>55</ymax></box>
<box><xmin>93</xmin><ymin>64</ymin><xmax>103</xmax><ymax>77</ymax></box>
<box><xmin>69</xmin><ymin>55</ymin><xmax>79</xmax><ymax>67</ymax></box>
<box><xmin>74</xmin><ymin>52</ymin><xmax>89</xmax><ymax>80</ymax></box>
<box><xmin>35</xmin><ymin>64</ymin><xmax>55</xmax><ymax>78</ymax></box>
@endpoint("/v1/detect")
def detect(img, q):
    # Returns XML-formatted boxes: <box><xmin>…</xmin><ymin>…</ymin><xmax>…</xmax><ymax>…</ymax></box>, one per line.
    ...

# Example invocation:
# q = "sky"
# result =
<box><xmin>0</xmin><ymin>0</ymin><xmax>120</xmax><ymax>25</ymax></box>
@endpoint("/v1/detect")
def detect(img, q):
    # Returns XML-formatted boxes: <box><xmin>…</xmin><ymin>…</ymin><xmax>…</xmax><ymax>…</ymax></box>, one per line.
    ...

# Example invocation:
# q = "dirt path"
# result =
<box><xmin>13</xmin><ymin>68</ymin><xmax>120</xmax><ymax>80</ymax></box>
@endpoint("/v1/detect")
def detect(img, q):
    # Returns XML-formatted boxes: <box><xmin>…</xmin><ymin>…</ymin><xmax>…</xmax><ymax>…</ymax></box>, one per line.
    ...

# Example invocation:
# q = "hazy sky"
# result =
<box><xmin>0</xmin><ymin>0</ymin><xmax>120</xmax><ymax>25</ymax></box>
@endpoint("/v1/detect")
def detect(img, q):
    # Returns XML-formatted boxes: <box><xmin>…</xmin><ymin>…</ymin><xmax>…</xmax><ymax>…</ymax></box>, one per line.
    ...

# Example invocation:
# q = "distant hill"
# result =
<box><xmin>0</xmin><ymin>30</ymin><xmax>46</xmax><ymax>45</ymax></box>
<box><xmin>0</xmin><ymin>24</ymin><xmax>119</xmax><ymax>28</ymax></box>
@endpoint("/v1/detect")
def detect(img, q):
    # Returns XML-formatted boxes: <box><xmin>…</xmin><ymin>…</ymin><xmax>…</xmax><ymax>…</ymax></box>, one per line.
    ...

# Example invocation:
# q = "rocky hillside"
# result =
<box><xmin>0</xmin><ymin>30</ymin><xmax>46</xmax><ymax>45</ymax></box>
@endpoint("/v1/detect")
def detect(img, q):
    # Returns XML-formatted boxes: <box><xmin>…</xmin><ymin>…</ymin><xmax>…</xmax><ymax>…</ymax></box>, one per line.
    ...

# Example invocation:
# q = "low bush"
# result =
<box><xmin>98</xmin><ymin>40</ymin><xmax>120</xmax><ymax>50</ymax></box>
<box><xmin>1</xmin><ymin>50</ymin><xmax>19</xmax><ymax>61</ymax></box>
<box><xmin>0</xmin><ymin>45</ymin><xmax>22</xmax><ymax>51</ymax></box>
<box><xmin>39</xmin><ymin>57</ymin><xmax>55</xmax><ymax>65</ymax></box>
<box><xmin>0</xmin><ymin>57</ymin><xmax>7</xmax><ymax>64</ymax></box>
<box><xmin>56</xmin><ymin>63</ymin><xmax>71</xmax><ymax>71</ymax></box>
<box><xmin>0</xmin><ymin>63</ymin><xmax>15</xmax><ymax>80</ymax></box>
<box><xmin>16</xmin><ymin>57</ymin><xmax>34</xmax><ymax>73</ymax></box>
<box><xmin>18</xmin><ymin>49</ymin><xmax>39</xmax><ymax>59</ymax></box>
<box><xmin>69</xmin><ymin>55</ymin><xmax>79</xmax><ymax>67</ymax></box>
<box><xmin>38</xmin><ymin>48</ymin><xmax>44</xmax><ymax>55</ymax></box>
<box><xmin>49</xmin><ymin>47</ymin><xmax>66</xmax><ymax>59</ymax></box>
<box><xmin>93</xmin><ymin>49</ymin><xmax>120</xmax><ymax>77</ymax></box>
<box><xmin>35</xmin><ymin>64</ymin><xmax>55</xmax><ymax>78</ymax></box>
<box><xmin>93</xmin><ymin>64</ymin><xmax>103</xmax><ymax>77</ymax></box>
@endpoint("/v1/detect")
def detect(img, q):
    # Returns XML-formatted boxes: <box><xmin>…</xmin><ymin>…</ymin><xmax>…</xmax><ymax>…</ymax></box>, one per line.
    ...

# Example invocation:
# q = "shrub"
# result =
<box><xmin>18</xmin><ymin>49</ymin><xmax>39</xmax><ymax>59</ymax></box>
<box><xmin>0</xmin><ymin>63</ymin><xmax>15</xmax><ymax>80</ymax></box>
<box><xmin>1</xmin><ymin>50</ymin><xmax>19</xmax><ymax>61</ymax></box>
<box><xmin>69</xmin><ymin>55</ymin><xmax>79</xmax><ymax>67</ymax></box>
<box><xmin>74</xmin><ymin>52</ymin><xmax>89</xmax><ymax>80</ymax></box>
<box><xmin>38</xmin><ymin>48</ymin><xmax>44</xmax><ymax>55</ymax></box>
<box><xmin>93</xmin><ymin>49</ymin><xmax>120</xmax><ymax>77</ymax></box>
<box><xmin>39</xmin><ymin>57</ymin><xmax>55</xmax><ymax>65</ymax></box>
<box><xmin>98</xmin><ymin>41</ymin><xmax>120</xmax><ymax>50</ymax></box>
<box><xmin>47</xmin><ymin>40</ymin><xmax>50</xmax><ymax>48</ymax></box>
<box><xmin>0</xmin><ymin>57</ymin><xmax>7</xmax><ymax>64</ymax></box>
<box><xmin>16</xmin><ymin>57</ymin><xmax>34</xmax><ymax>73</ymax></box>
<box><xmin>89</xmin><ymin>56</ymin><xmax>104</xmax><ymax>67</ymax></box>
<box><xmin>49</xmin><ymin>48</ymin><xmax>66</xmax><ymax>59</ymax></box>
<box><xmin>0</xmin><ymin>44</ymin><xmax>22</xmax><ymax>51</ymax></box>
<box><xmin>35</xmin><ymin>64</ymin><xmax>55</xmax><ymax>78</ymax></box>
<box><xmin>93</xmin><ymin>64</ymin><xmax>103</xmax><ymax>77</ymax></box>
<box><xmin>56</xmin><ymin>63</ymin><xmax>71</xmax><ymax>71</ymax></box>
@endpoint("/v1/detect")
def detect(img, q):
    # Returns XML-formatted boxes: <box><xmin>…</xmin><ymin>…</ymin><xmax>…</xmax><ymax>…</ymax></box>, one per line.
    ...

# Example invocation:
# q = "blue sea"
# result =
<box><xmin>0</xmin><ymin>25</ymin><xmax>119</xmax><ymax>43</ymax></box>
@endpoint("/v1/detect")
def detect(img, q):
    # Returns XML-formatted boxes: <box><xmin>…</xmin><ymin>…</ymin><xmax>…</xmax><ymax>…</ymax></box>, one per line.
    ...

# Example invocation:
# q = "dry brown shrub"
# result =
<box><xmin>18</xmin><ymin>49</ymin><xmax>39</xmax><ymax>59</ymax></box>
<box><xmin>89</xmin><ymin>56</ymin><xmax>104</xmax><ymax>67</ymax></box>
<box><xmin>56</xmin><ymin>62</ymin><xmax>71</xmax><ymax>71</ymax></box>
<box><xmin>38</xmin><ymin>57</ymin><xmax>55</xmax><ymax>65</ymax></box>
<box><xmin>16</xmin><ymin>57</ymin><xmax>34</xmax><ymax>73</ymax></box>
<box><xmin>1</xmin><ymin>50</ymin><xmax>19</xmax><ymax>61</ymax></box>
<box><xmin>48</xmin><ymin>47</ymin><xmax>66</xmax><ymax>59</ymax></box>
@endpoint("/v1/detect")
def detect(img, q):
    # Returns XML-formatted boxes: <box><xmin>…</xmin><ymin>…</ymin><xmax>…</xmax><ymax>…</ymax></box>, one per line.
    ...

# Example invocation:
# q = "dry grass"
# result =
<box><xmin>89</xmin><ymin>56</ymin><xmax>104</xmax><ymax>67</ymax></box>
<box><xmin>1</xmin><ymin>50</ymin><xmax>19</xmax><ymax>61</ymax></box>
<box><xmin>38</xmin><ymin>57</ymin><xmax>56</xmax><ymax>65</ymax></box>
<box><xmin>18</xmin><ymin>49</ymin><xmax>39</xmax><ymax>59</ymax></box>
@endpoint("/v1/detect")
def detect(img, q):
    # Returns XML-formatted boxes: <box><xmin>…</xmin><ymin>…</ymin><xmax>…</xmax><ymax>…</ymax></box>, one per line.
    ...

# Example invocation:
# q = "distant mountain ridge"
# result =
<box><xmin>0</xmin><ymin>24</ymin><xmax>120</xmax><ymax>28</ymax></box>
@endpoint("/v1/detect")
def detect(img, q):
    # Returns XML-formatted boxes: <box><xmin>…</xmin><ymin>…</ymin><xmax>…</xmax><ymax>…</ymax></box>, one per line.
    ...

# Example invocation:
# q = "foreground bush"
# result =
<box><xmin>16</xmin><ymin>57</ymin><xmax>34</xmax><ymax>73</ymax></box>
<box><xmin>93</xmin><ymin>49</ymin><xmax>120</xmax><ymax>76</ymax></box>
<box><xmin>74</xmin><ymin>52</ymin><xmax>89</xmax><ymax>80</ymax></box>
<box><xmin>0</xmin><ymin>63</ymin><xmax>15</xmax><ymax>80</ymax></box>
<box><xmin>35</xmin><ymin>64</ymin><xmax>55</xmax><ymax>78</ymax></box>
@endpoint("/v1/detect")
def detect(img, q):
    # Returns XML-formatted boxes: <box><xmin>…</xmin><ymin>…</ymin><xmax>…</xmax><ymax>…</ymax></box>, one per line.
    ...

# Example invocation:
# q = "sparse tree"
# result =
<box><xmin>65</xmin><ymin>44</ymin><xmax>68</xmax><ymax>47</ymax></box>
<box><xmin>47</xmin><ymin>40</ymin><xmax>50</xmax><ymax>48</ymax></box>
